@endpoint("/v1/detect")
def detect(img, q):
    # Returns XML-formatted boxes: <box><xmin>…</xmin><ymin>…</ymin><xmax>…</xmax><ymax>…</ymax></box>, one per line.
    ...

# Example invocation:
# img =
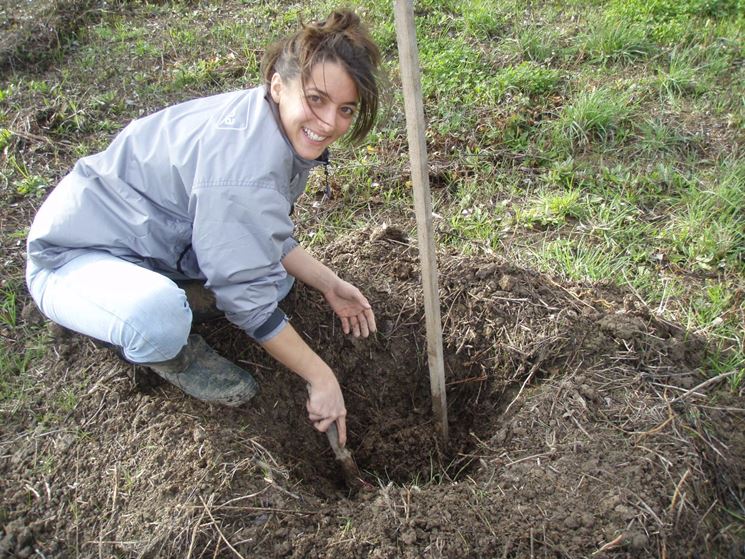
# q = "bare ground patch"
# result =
<box><xmin>1</xmin><ymin>223</ymin><xmax>743</xmax><ymax>558</ymax></box>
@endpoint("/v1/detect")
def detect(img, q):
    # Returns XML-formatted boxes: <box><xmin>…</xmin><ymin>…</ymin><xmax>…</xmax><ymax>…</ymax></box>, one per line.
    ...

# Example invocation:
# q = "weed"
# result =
<box><xmin>657</xmin><ymin>158</ymin><xmax>744</xmax><ymax>271</ymax></box>
<box><xmin>634</xmin><ymin>118</ymin><xmax>694</xmax><ymax>158</ymax></box>
<box><xmin>55</xmin><ymin>388</ymin><xmax>79</xmax><ymax>414</ymax></box>
<box><xmin>443</xmin><ymin>205</ymin><xmax>503</xmax><ymax>252</ymax></box>
<box><xmin>15</xmin><ymin>176</ymin><xmax>48</xmax><ymax>198</ymax></box>
<box><xmin>516</xmin><ymin>188</ymin><xmax>584</xmax><ymax>228</ymax></box>
<box><xmin>91</xmin><ymin>23</ymin><xmax>115</xmax><ymax>42</ymax></box>
<box><xmin>339</xmin><ymin>518</ymin><xmax>354</xmax><ymax>537</ymax></box>
<box><xmin>0</xmin><ymin>128</ymin><xmax>12</xmax><ymax>151</ymax></box>
<box><xmin>611</xmin><ymin>0</ymin><xmax>743</xmax><ymax>22</ymax></box>
<box><xmin>496</xmin><ymin>62</ymin><xmax>563</xmax><ymax>97</ymax></box>
<box><xmin>551</xmin><ymin>86</ymin><xmax>632</xmax><ymax>150</ymax></box>
<box><xmin>535</xmin><ymin>236</ymin><xmax>630</xmax><ymax>282</ymax></box>
<box><xmin>171</xmin><ymin>58</ymin><xmax>222</xmax><ymax>89</ymax></box>
<box><xmin>7</xmin><ymin>155</ymin><xmax>47</xmax><ymax>198</ymax></box>
<box><xmin>682</xmin><ymin>281</ymin><xmax>745</xmax><ymax>377</ymax></box>
<box><xmin>40</xmin><ymin>454</ymin><xmax>55</xmax><ymax>476</ymax></box>
<box><xmin>297</xmin><ymin>227</ymin><xmax>328</xmax><ymax>250</ymax></box>
<box><xmin>507</xmin><ymin>25</ymin><xmax>560</xmax><ymax>63</ymax></box>
<box><xmin>609</xmin><ymin>0</ymin><xmax>744</xmax><ymax>42</ymax></box>
<box><xmin>656</xmin><ymin>48</ymin><xmax>702</xmax><ymax>99</ymax></box>
<box><xmin>0</xmin><ymin>286</ymin><xmax>17</xmax><ymax>328</ymax></box>
<box><xmin>461</xmin><ymin>0</ymin><xmax>506</xmax><ymax>39</ymax></box>
<box><xmin>689</xmin><ymin>283</ymin><xmax>734</xmax><ymax>326</ymax></box>
<box><xmin>0</xmin><ymin>340</ymin><xmax>41</xmax><ymax>404</ymax></box>
<box><xmin>134</xmin><ymin>40</ymin><xmax>159</xmax><ymax>58</ymax></box>
<box><xmin>581</xmin><ymin>16</ymin><xmax>652</xmax><ymax>65</ymax></box>
<box><xmin>419</xmin><ymin>36</ymin><xmax>497</xmax><ymax>105</ymax></box>
<box><xmin>168</xmin><ymin>27</ymin><xmax>199</xmax><ymax>48</ymax></box>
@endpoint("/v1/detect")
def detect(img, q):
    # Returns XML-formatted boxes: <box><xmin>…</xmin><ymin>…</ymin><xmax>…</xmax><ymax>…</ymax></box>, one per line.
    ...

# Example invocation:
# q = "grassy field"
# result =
<box><xmin>0</xmin><ymin>1</ymin><xmax>743</xmax><ymax>556</ymax></box>
<box><xmin>1</xmin><ymin>0</ymin><xmax>743</xmax><ymax>409</ymax></box>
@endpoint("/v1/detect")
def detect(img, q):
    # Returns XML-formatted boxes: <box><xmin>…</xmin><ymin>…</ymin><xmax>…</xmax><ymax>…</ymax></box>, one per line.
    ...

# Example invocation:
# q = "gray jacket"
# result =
<box><xmin>27</xmin><ymin>86</ymin><xmax>325</xmax><ymax>341</ymax></box>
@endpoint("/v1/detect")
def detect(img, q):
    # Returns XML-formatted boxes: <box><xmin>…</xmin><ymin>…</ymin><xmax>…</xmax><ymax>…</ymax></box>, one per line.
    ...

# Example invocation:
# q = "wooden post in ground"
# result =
<box><xmin>393</xmin><ymin>0</ymin><xmax>449</xmax><ymax>446</ymax></box>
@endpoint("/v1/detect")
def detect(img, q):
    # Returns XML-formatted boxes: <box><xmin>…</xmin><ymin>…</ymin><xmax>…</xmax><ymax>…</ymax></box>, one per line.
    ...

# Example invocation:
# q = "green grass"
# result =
<box><xmin>633</xmin><ymin>118</ymin><xmax>698</xmax><ymax>158</ymax></box>
<box><xmin>496</xmin><ymin>62</ymin><xmax>563</xmax><ymax>97</ymax></box>
<box><xmin>420</xmin><ymin>36</ymin><xmax>498</xmax><ymax>105</ymax></box>
<box><xmin>0</xmin><ymin>336</ymin><xmax>44</xmax><ymax>410</ymax></box>
<box><xmin>551</xmin><ymin>86</ymin><xmax>633</xmax><ymax>150</ymax></box>
<box><xmin>0</xmin><ymin>0</ymin><xmax>742</xmax><ymax>402</ymax></box>
<box><xmin>461</xmin><ymin>0</ymin><xmax>508</xmax><ymax>39</ymax></box>
<box><xmin>658</xmin><ymin>158</ymin><xmax>744</xmax><ymax>272</ymax></box>
<box><xmin>513</xmin><ymin>188</ymin><xmax>584</xmax><ymax>228</ymax></box>
<box><xmin>507</xmin><ymin>25</ymin><xmax>562</xmax><ymax>63</ymax></box>
<box><xmin>0</xmin><ymin>285</ymin><xmax>19</xmax><ymax>329</ymax></box>
<box><xmin>581</xmin><ymin>15</ymin><xmax>653</xmax><ymax>65</ymax></box>
<box><xmin>533</xmin><ymin>236</ymin><xmax>627</xmax><ymax>282</ymax></box>
<box><xmin>656</xmin><ymin>47</ymin><xmax>703</xmax><ymax>99</ymax></box>
<box><xmin>609</xmin><ymin>0</ymin><xmax>745</xmax><ymax>42</ymax></box>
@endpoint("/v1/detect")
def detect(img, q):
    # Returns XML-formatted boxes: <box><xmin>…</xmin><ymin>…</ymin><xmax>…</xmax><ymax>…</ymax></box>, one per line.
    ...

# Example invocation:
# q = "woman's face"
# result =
<box><xmin>270</xmin><ymin>60</ymin><xmax>358</xmax><ymax>160</ymax></box>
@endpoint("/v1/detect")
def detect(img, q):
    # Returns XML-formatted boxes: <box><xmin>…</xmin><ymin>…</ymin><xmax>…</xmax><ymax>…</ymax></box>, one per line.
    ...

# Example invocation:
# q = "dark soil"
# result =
<box><xmin>1</xmin><ymin>223</ymin><xmax>744</xmax><ymax>558</ymax></box>
<box><xmin>1</xmin><ymin>3</ymin><xmax>744</xmax><ymax>556</ymax></box>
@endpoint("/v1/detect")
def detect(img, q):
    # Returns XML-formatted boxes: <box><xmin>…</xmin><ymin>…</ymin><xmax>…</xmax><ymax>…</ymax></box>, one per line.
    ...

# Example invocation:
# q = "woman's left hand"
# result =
<box><xmin>324</xmin><ymin>279</ymin><xmax>377</xmax><ymax>337</ymax></box>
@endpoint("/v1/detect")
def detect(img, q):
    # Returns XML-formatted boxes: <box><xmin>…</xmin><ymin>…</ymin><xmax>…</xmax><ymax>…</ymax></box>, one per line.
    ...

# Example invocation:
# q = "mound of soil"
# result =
<box><xmin>1</xmin><ymin>224</ymin><xmax>743</xmax><ymax>558</ymax></box>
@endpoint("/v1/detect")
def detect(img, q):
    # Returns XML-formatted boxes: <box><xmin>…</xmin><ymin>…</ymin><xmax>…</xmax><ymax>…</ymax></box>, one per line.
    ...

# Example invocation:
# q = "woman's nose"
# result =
<box><xmin>317</xmin><ymin>107</ymin><xmax>338</xmax><ymax>132</ymax></box>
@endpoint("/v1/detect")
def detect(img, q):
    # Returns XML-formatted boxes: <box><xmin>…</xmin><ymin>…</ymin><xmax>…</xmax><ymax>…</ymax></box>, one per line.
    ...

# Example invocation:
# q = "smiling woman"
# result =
<box><xmin>262</xmin><ymin>9</ymin><xmax>381</xmax><ymax>146</ymax></box>
<box><xmin>24</xmin><ymin>9</ymin><xmax>383</xmax><ymax>447</ymax></box>
<box><xmin>270</xmin><ymin>60</ymin><xmax>359</xmax><ymax>160</ymax></box>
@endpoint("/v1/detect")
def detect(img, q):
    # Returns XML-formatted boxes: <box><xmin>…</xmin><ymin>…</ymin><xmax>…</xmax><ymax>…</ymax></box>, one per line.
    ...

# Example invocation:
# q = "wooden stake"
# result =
<box><xmin>393</xmin><ymin>0</ymin><xmax>449</xmax><ymax>445</ymax></box>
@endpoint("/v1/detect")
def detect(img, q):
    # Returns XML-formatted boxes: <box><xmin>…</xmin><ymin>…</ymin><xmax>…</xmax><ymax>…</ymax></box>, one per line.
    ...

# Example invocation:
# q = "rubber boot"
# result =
<box><xmin>145</xmin><ymin>334</ymin><xmax>259</xmax><ymax>407</ymax></box>
<box><xmin>177</xmin><ymin>280</ymin><xmax>223</xmax><ymax>323</ymax></box>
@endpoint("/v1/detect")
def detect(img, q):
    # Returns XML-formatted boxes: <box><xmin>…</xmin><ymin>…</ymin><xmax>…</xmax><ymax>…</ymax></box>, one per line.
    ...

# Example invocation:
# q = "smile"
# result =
<box><xmin>303</xmin><ymin>128</ymin><xmax>327</xmax><ymax>142</ymax></box>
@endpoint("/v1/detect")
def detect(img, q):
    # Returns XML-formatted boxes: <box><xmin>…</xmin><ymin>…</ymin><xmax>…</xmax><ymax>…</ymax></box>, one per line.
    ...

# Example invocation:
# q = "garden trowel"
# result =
<box><xmin>326</xmin><ymin>422</ymin><xmax>369</xmax><ymax>491</ymax></box>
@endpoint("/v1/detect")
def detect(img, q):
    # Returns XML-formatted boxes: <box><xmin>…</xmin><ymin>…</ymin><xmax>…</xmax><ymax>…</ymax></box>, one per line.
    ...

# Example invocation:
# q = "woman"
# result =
<box><xmin>25</xmin><ymin>10</ymin><xmax>382</xmax><ymax>446</ymax></box>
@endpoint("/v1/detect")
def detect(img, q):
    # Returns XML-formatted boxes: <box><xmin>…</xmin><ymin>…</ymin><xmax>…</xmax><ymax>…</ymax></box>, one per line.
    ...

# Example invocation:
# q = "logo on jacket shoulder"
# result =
<box><xmin>215</xmin><ymin>99</ymin><xmax>248</xmax><ymax>130</ymax></box>
<box><xmin>222</xmin><ymin>111</ymin><xmax>237</xmax><ymax>126</ymax></box>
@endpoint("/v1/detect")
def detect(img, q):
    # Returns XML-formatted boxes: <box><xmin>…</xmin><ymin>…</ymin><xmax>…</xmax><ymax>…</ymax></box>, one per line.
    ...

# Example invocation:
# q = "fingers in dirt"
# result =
<box><xmin>364</xmin><ymin>308</ymin><xmax>377</xmax><ymax>333</ymax></box>
<box><xmin>359</xmin><ymin>316</ymin><xmax>370</xmax><ymax>337</ymax></box>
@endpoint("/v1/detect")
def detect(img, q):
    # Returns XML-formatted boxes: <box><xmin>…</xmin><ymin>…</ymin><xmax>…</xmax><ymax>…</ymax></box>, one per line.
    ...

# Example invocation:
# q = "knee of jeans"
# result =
<box><xmin>121</xmin><ymin>283</ymin><xmax>192</xmax><ymax>363</ymax></box>
<box><xmin>25</xmin><ymin>258</ymin><xmax>47</xmax><ymax>310</ymax></box>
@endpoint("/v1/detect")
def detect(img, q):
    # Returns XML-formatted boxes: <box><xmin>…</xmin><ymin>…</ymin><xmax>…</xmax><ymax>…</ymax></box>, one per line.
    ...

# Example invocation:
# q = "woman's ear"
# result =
<box><xmin>270</xmin><ymin>72</ymin><xmax>283</xmax><ymax>103</ymax></box>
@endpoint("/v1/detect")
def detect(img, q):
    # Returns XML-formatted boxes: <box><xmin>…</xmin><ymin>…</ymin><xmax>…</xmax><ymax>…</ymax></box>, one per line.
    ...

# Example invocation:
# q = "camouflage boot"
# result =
<box><xmin>145</xmin><ymin>335</ymin><xmax>259</xmax><ymax>407</ymax></box>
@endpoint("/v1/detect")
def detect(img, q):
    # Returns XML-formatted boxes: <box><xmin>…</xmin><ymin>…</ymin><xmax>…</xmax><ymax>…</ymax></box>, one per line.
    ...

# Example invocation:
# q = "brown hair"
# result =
<box><xmin>261</xmin><ymin>9</ymin><xmax>382</xmax><ymax>145</ymax></box>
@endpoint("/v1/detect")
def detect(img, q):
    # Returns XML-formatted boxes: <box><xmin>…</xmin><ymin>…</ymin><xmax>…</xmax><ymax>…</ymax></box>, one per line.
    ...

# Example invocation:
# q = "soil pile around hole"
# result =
<box><xmin>1</xmin><ymin>225</ymin><xmax>743</xmax><ymax>558</ymax></box>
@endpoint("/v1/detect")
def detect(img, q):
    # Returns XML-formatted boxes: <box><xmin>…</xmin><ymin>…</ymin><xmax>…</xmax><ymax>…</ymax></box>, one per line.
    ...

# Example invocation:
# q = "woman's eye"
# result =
<box><xmin>306</xmin><ymin>94</ymin><xmax>322</xmax><ymax>104</ymax></box>
<box><xmin>341</xmin><ymin>106</ymin><xmax>355</xmax><ymax>116</ymax></box>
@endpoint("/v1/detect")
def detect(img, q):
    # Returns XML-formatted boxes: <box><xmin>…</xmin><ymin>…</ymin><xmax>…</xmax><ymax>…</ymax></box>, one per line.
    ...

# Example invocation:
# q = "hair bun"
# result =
<box><xmin>319</xmin><ymin>9</ymin><xmax>360</xmax><ymax>31</ymax></box>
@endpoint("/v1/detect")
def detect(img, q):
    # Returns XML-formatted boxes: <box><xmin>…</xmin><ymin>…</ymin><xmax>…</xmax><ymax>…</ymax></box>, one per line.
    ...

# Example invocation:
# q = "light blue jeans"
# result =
<box><xmin>26</xmin><ymin>251</ymin><xmax>293</xmax><ymax>364</ymax></box>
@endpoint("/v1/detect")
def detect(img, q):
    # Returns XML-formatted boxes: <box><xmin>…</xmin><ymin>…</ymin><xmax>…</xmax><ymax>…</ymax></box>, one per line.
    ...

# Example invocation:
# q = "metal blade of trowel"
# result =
<box><xmin>326</xmin><ymin>422</ymin><xmax>368</xmax><ymax>490</ymax></box>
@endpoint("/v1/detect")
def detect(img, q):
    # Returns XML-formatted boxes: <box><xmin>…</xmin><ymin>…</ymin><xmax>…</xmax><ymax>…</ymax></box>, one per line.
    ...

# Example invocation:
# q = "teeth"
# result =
<box><xmin>304</xmin><ymin>128</ymin><xmax>325</xmax><ymax>142</ymax></box>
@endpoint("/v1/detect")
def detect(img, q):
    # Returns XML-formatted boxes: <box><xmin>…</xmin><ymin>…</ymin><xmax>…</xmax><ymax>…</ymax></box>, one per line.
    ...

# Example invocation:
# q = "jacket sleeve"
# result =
<box><xmin>282</xmin><ymin>236</ymin><xmax>299</xmax><ymax>259</ymax></box>
<box><xmin>190</xmin><ymin>181</ymin><xmax>293</xmax><ymax>342</ymax></box>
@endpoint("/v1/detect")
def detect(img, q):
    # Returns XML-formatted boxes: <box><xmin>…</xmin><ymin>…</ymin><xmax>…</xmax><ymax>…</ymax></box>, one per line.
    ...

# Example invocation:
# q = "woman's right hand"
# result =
<box><xmin>260</xmin><ymin>322</ymin><xmax>349</xmax><ymax>445</ymax></box>
<box><xmin>306</xmin><ymin>374</ymin><xmax>347</xmax><ymax>446</ymax></box>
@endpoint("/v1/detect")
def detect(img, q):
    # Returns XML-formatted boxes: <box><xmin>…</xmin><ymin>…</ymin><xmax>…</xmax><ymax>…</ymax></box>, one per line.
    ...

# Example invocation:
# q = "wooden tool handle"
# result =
<box><xmin>326</xmin><ymin>422</ymin><xmax>352</xmax><ymax>460</ymax></box>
